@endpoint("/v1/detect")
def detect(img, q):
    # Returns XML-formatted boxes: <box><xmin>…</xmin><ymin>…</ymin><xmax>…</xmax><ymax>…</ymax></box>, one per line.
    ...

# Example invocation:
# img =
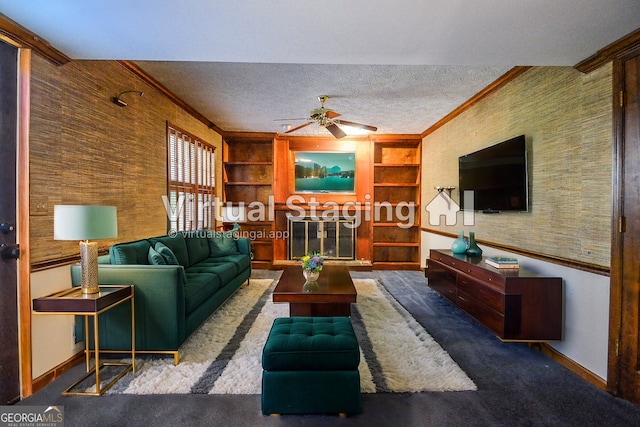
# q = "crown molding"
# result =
<box><xmin>0</xmin><ymin>13</ymin><xmax>70</xmax><ymax>65</ymax></box>
<box><xmin>421</xmin><ymin>66</ymin><xmax>532</xmax><ymax>138</ymax></box>
<box><xmin>575</xmin><ymin>27</ymin><xmax>640</xmax><ymax>73</ymax></box>
<box><xmin>118</xmin><ymin>60</ymin><xmax>224</xmax><ymax>135</ymax></box>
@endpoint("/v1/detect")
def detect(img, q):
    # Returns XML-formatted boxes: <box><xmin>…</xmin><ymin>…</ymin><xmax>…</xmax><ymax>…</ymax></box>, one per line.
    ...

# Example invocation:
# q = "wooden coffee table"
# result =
<box><xmin>273</xmin><ymin>265</ymin><xmax>357</xmax><ymax>316</ymax></box>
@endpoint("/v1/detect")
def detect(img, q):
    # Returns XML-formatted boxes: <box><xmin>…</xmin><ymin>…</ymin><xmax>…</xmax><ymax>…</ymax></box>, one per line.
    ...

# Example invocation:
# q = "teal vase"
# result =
<box><xmin>451</xmin><ymin>231</ymin><xmax>467</xmax><ymax>254</ymax></box>
<box><xmin>466</xmin><ymin>231</ymin><xmax>483</xmax><ymax>257</ymax></box>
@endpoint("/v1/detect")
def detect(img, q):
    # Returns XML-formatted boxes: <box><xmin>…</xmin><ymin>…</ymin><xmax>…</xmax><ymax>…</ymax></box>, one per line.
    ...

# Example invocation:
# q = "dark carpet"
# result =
<box><xmin>18</xmin><ymin>270</ymin><xmax>640</xmax><ymax>426</ymax></box>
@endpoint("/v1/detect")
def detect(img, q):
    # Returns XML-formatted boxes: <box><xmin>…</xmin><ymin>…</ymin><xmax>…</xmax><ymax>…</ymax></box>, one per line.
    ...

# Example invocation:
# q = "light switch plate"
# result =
<box><xmin>31</xmin><ymin>196</ymin><xmax>48</xmax><ymax>216</ymax></box>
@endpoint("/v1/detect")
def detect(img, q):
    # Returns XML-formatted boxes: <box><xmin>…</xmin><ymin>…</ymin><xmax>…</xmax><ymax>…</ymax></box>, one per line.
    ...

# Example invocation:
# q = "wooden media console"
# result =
<box><xmin>425</xmin><ymin>249</ymin><xmax>563</xmax><ymax>341</ymax></box>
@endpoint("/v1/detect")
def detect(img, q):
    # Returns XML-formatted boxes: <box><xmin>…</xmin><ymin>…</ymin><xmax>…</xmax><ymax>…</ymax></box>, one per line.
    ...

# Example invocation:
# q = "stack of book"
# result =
<box><xmin>485</xmin><ymin>256</ymin><xmax>519</xmax><ymax>269</ymax></box>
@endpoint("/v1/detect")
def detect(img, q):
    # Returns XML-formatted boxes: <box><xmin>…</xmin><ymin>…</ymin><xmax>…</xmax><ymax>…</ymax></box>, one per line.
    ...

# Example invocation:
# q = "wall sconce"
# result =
<box><xmin>112</xmin><ymin>90</ymin><xmax>144</xmax><ymax>107</ymax></box>
<box><xmin>435</xmin><ymin>186</ymin><xmax>456</xmax><ymax>196</ymax></box>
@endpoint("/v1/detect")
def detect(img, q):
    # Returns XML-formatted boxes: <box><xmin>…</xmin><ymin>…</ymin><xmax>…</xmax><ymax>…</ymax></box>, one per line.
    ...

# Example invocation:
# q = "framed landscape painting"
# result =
<box><xmin>294</xmin><ymin>151</ymin><xmax>356</xmax><ymax>193</ymax></box>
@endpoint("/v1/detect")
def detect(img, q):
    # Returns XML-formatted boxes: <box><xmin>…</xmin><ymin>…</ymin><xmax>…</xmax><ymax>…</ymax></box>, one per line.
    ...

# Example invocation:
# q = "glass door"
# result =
<box><xmin>288</xmin><ymin>218</ymin><xmax>355</xmax><ymax>260</ymax></box>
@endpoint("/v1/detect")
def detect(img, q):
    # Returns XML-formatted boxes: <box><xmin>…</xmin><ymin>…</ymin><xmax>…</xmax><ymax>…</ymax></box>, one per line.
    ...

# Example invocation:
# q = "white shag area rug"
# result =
<box><xmin>104</xmin><ymin>278</ymin><xmax>476</xmax><ymax>394</ymax></box>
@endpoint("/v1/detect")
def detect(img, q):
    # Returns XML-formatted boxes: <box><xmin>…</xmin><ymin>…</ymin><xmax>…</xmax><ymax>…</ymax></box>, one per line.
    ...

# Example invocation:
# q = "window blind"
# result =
<box><xmin>167</xmin><ymin>124</ymin><xmax>216</xmax><ymax>231</ymax></box>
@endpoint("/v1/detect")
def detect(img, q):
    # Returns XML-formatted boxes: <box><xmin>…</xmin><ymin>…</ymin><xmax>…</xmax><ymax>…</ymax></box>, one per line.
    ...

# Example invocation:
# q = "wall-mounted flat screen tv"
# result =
<box><xmin>294</xmin><ymin>151</ymin><xmax>355</xmax><ymax>193</ymax></box>
<box><xmin>458</xmin><ymin>135</ymin><xmax>528</xmax><ymax>212</ymax></box>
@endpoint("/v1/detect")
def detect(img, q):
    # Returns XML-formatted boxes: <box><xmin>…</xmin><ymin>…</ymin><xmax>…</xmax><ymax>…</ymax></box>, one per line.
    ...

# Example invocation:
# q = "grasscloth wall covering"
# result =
<box><xmin>29</xmin><ymin>56</ymin><xmax>222</xmax><ymax>265</ymax></box>
<box><xmin>422</xmin><ymin>65</ymin><xmax>612</xmax><ymax>268</ymax></box>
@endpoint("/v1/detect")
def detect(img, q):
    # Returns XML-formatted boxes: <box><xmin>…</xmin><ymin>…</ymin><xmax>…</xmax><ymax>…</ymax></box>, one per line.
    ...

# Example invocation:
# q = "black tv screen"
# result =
<box><xmin>458</xmin><ymin>135</ymin><xmax>528</xmax><ymax>212</ymax></box>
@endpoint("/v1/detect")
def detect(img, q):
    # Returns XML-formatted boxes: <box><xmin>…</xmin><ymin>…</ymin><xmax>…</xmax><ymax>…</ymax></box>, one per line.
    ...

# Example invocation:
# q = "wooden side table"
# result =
<box><xmin>33</xmin><ymin>285</ymin><xmax>135</xmax><ymax>396</ymax></box>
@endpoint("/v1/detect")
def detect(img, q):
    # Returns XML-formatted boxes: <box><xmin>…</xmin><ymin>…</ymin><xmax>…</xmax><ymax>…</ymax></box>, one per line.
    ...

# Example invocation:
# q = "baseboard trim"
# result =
<box><xmin>538</xmin><ymin>343</ymin><xmax>607</xmax><ymax>391</ymax></box>
<box><xmin>31</xmin><ymin>351</ymin><xmax>84</xmax><ymax>395</ymax></box>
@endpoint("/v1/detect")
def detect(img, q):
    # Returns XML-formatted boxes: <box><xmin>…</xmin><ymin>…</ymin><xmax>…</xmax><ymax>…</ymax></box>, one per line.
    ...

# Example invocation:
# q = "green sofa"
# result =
<box><xmin>71</xmin><ymin>231</ymin><xmax>251</xmax><ymax>363</ymax></box>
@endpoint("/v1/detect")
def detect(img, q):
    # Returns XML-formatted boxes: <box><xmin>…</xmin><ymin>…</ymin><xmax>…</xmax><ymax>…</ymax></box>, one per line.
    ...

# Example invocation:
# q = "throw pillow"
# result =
<box><xmin>148</xmin><ymin>246</ymin><xmax>166</xmax><ymax>265</ymax></box>
<box><xmin>155</xmin><ymin>242</ymin><xmax>180</xmax><ymax>265</ymax></box>
<box><xmin>208</xmin><ymin>236</ymin><xmax>238</xmax><ymax>257</ymax></box>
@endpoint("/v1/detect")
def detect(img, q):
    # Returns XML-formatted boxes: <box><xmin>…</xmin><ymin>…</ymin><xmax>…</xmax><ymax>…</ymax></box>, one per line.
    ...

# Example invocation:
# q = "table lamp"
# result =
<box><xmin>54</xmin><ymin>205</ymin><xmax>118</xmax><ymax>294</ymax></box>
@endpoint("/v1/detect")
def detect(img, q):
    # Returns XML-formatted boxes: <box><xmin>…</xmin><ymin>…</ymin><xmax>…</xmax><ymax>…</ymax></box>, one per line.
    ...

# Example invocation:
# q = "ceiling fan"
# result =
<box><xmin>278</xmin><ymin>95</ymin><xmax>377</xmax><ymax>139</ymax></box>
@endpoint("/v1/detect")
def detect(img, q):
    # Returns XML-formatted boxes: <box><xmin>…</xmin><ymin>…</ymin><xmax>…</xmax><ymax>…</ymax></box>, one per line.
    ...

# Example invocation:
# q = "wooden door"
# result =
<box><xmin>610</xmin><ymin>46</ymin><xmax>640</xmax><ymax>405</ymax></box>
<box><xmin>0</xmin><ymin>40</ymin><xmax>20</xmax><ymax>404</ymax></box>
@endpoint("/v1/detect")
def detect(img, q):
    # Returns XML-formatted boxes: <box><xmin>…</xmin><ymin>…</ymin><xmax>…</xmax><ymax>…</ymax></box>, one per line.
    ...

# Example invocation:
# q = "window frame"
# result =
<box><xmin>166</xmin><ymin>123</ymin><xmax>216</xmax><ymax>232</ymax></box>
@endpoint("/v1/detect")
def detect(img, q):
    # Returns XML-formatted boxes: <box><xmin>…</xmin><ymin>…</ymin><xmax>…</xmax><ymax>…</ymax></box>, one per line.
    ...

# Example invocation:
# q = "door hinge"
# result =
<box><xmin>619</xmin><ymin>216</ymin><xmax>626</xmax><ymax>233</ymax></box>
<box><xmin>0</xmin><ymin>223</ymin><xmax>15</xmax><ymax>234</ymax></box>
<box><xmin>620</xmin><ymin>90</ymin><xmax>624</xmax><ymax>108</ymax></box>
<box><xmin>0</xmin><ymin>243</ymin><xmax>20</xmax><ymax>260</ymax></box>
<box><xmin>616</xmin><ymin>339</ymin><xmax>620</xmax><ymax>357</ymax></box>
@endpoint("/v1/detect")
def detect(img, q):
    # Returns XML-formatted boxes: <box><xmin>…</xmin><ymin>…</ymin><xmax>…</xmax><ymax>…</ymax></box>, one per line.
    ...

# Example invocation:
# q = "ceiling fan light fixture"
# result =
<box><xmin>276</xmin><ymin>95</ymin><xmax>377</xmax><ymax>139</ymax></box>
<box><xmin>339</xmin><ymin>124</ymin><xmax>373</xmax><ymax>136</ymax></box>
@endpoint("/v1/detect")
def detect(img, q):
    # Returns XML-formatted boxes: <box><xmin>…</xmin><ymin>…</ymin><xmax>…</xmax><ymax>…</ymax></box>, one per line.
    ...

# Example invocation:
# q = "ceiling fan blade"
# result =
<box><xmin>274</xmin><ymin>118</ymin><xmax>310</xmax><ymax>121</ymax></box>
<box><xmin>335</xmin><ymin>119</ymin><xmax>378</xmax><ymax>132</ymax></box>
<box><xmin>325</xmin><ymin>111</ymin><xmax>341</xmax><ymax>119</ymax></box>
<box><xmin>325</xmin><ymin>123</ymin><xmax>347</xmax><ymax>139</ymax></box>
<box><xmin>285</xmin><ymin>121</ymin><xmax>314</xmax><ymax>133</ymax></box>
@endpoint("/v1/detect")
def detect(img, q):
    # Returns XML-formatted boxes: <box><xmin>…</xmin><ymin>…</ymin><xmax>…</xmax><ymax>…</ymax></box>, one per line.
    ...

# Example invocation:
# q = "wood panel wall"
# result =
<box><xmin>29</xmin><ymin>56</ymin><xmax>222</xmax><ymax>266</ymax></box>
<box><xmin>272</xmin><ymin>136</ymin><xmax>374</xmax><ymax>262</ymax></box>
<box><xmin>422</xmin><ymin>65</ymin><xmax>613</xmax><ymax>268</ymax></box>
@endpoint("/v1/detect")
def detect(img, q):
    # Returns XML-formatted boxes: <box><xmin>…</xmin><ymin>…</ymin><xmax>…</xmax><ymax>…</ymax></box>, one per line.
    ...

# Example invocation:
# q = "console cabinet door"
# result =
<box><xmin>426</xmin><ymin>259</ymin><xmax>457</xmax><ymax>302</ymax></box>
<box><xmin>457</xmin><ymin>289</ymin><xmax>505</xmax><ymax>336</ymax></box>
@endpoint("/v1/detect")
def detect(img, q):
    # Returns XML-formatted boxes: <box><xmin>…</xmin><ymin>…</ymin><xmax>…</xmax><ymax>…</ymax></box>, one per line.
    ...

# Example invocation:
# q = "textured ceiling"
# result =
<box><xmin>133</xmin><ymin>62</ymin><xmax>512</xmax><ymax>135</ymax></box>
<box><xmin>1</xmin><ymin>1</ymin><xmax>639</xmax><ymax>136</ymax></box>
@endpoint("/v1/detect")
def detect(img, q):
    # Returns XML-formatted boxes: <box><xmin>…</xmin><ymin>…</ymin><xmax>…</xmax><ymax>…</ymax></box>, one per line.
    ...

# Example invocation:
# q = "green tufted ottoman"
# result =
<box><xmin>261</xmin><ymin>316</ymin><xmax>362</xmax><ymax>416</ymax></box>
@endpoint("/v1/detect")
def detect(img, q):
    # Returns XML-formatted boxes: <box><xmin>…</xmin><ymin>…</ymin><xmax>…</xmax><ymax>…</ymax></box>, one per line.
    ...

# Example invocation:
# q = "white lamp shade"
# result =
<box><xmin>54</xmin><ymin>205</ymin><xmax>118</xmax><ymax>241</ymax></box>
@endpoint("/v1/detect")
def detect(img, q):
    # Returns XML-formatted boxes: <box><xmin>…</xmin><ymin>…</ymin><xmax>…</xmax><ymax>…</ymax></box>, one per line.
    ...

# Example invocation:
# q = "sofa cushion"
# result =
<box><xmin>208</xmin><ymin>235</ymin><xmax>239</xmax><ymax>257</ymax></box>
<box><xmin>187</xmin><ymin>262</ymin><xmax>237</xmax><ymax>286</ymax></box>
<box><xmin>149</xmin><ymin>234</ymin><xmax>190</xmax><ymax>267</ymax></box>
<box><xmin>184</xmin><ymin>272</ymin><xmax>220</xmax><ymax>314</ymax></box>
<box><xmin>148</xmin><ymin>247</ymin><xmax>166</xmax><ymax>265</ymax></box>
<box><xmin>185</xmin><ymin>235</ymin><xmax>210</xmax><ymax>265</ymax></box>
<box><xmin>110</xmin><ymin>239</ymin><xmax>152</xmax><ymax>265</ymax></box>
<box><xmin>155</xmin><ymin>242</ymin><xmax>180</xmax><ymax>265</ymax></box>
<box><xmin>209</xmin><ymin>254</ymin><xmax>251</xmax><ymax>272</ymax></box>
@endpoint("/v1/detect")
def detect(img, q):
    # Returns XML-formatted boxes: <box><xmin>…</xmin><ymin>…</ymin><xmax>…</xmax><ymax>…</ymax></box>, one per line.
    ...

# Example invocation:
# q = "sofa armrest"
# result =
<box><xmin>236</xmin><ymin>237</ymin><xmax>251</xmax><ymax>257</ymax></box>
<box><xmin>71</xmin><ymin>264</ymin><xmax>187</xmax><ymax>350</ymax></box>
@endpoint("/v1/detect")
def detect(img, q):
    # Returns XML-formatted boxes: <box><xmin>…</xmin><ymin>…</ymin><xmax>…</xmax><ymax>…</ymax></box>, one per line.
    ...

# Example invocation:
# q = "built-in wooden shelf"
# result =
<box><xmin>224</xmin><ymin>182</ymin><xmax>272</xmax><ymax>186</ymax></box>
<box><xmin>371</xmin><ymin>138</ymin><xmax>421</xmax><ymax>269</ymax></box>
<box><xmin>223</xmin><ymin>136</ymin><xmax>275</xmax><ymax>268</ymax></box>
<box><xmin>373</xmin><ymin>242</ymin><xmax>420</xmax><ymax>247</ymax></box>
<box><xmin>373</xmin><ymin>183</ymin><xmax>419</xmax><ymax>187</ymax></box>
<box><xmin>223</xmin><ymin>135</ymin><xmax>422</xmax><ymax>270</ymax></box>
<box><xmin>225</xmin><ymin>161</ymin><xmax>273</xmax><ymax>165</ymax></box>
<box><xmin>373</xmin><ymin>222</ymin><xmax>419</xmax><ymax>227</ymax></box>
<box><xmin>374</xmin><ymin>163</ymin><xmax>420</xmax><ymax>167</ymax></box>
